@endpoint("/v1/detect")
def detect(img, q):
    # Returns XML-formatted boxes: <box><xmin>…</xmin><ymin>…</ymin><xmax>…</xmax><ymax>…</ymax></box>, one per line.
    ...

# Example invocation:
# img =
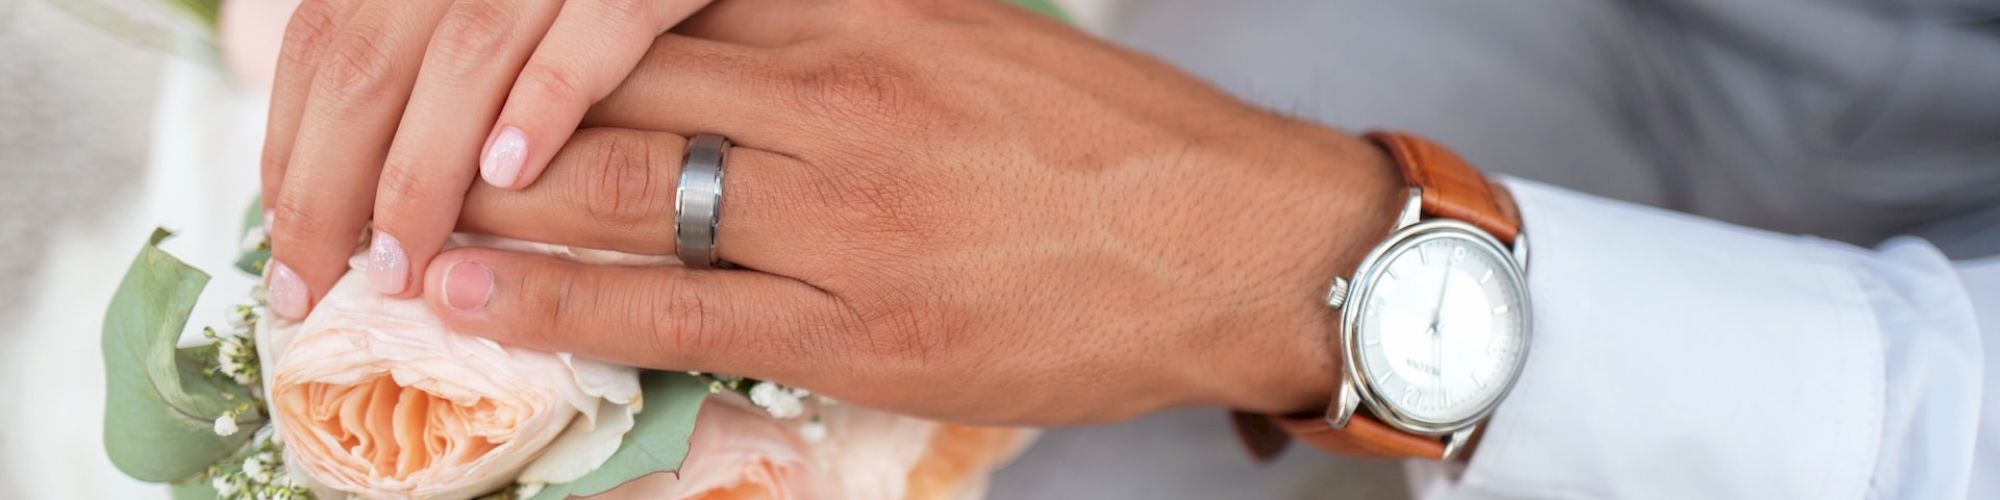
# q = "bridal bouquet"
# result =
<box><xmin>102</xmin><ymin>206</ymin><xmax>1031</xmax><ymax>499</ymax></box>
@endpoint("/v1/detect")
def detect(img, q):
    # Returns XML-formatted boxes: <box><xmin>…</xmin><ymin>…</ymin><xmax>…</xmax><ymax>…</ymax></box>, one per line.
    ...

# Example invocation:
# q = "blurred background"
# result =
<box><xmin>0</xmin><ymin>0</ymin><xmax>1405</xmax><ymax>498</ymax></box>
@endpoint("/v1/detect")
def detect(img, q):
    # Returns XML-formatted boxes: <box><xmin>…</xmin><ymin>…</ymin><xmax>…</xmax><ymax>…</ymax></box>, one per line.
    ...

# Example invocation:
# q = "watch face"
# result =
<box><xmin>1351</xmin><ymin>227</ymin><xmax>1529</xmax><ymax>427</ymax></box>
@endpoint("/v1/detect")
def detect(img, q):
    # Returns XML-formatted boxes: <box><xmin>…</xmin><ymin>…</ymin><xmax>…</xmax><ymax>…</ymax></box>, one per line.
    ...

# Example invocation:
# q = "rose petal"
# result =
<box><xmin>269</xmin><ymin>272</ymin><xmax>633</xmax><ymax>498</ymax></box>
<box><xmin>518</xmin><ymin>398</ymin><xmax>639</xmax><ymax>485</ymax></box>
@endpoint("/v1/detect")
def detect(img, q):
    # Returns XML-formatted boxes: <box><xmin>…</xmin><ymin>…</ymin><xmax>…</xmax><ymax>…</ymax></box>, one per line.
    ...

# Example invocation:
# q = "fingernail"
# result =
<box><xmin>367</xmin><ymin>232</ymin><xmax>409</xmax><ymax>294</ymax></box>
<box><xmin>443</xmin><ymin>260</ymin><xmax>493</xmax><ymax>312</ymax></box>
<box><xmin>268</xmin><ymin>261</ymin><xmax>307</xmax><ymax>319</ymax></box>
<box><xmin>481</xmin><ymin>127</ymin><xmax>527</xmax><ymax>188</ymax></box>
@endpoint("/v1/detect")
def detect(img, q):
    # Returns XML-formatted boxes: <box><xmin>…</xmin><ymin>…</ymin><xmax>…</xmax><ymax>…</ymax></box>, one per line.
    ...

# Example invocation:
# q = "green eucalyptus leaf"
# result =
<box><xmin>236</xmin><ymin>196</ymin><xmax>269</xmax><ymax>276</ymax></box>
<box><xmin>103</xmin><ymin>228</ymin><xmax>263</xmax><ymax>482</ymax></box>
<box><xmin>234</xmin><ymin>249</ymin><xmax>270</xmax><ymax>276</ymax></box>
<box><xmin>170</xmin><ymin>477</ymin><xmax>220</xmax><ymax>500</ymax></box>
<box><xmin>1008</xmin><ymin>0</ymin><xmax>1070</xmax><ymax>22</ymax></box>
<box><xmin>240</xmin><ymin>196</ymin><xmax>263</xmax><ymax>238</ymax></box>
<box><xmin>530</xmin><ymin>372</ymin><xmax>707</xmax><ymax>500</ymax></box>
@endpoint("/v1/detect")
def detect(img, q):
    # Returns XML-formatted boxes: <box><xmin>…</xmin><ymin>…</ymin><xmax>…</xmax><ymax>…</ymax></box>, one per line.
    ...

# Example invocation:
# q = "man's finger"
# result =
<box><xmin>422</xmin><ymin>247</ymin><xmax>851</xmax><ymax>380</ymax></box>
<box><xmin>455</xmin><ymin>128</ymin><xmax>827</xmax><ymax>273</ymax></box>
<box><xmin>673</xmin><ymin>0</ymin><xmax>833</xmax><ymax>47</ymax></box>
<box><xmin>580</xmin><ymin>34</ymin><xmax>818</xmax><ymax>153</ymax></box>
<box><xmin>368</xmin><ymin>0</ymin><xmax>565</xmax><ymax>297</ymax></box>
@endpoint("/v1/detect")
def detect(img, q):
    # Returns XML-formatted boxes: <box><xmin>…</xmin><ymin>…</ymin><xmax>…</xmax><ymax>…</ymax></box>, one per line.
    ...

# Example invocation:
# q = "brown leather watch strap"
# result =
<box><xmin>1231</xmin><ymin>131</ymin><xmax>1515</xmax><ymax>462</ymax></box>
<box><xmin>1274</xmin><ymin>413</ymin><xmax>1446</xmax><ymax>459</ymax></box>
<box><xmin>1366</xmin><ymin>131</ymin><xmax>1521</xmax><ymax>245</ymax></box>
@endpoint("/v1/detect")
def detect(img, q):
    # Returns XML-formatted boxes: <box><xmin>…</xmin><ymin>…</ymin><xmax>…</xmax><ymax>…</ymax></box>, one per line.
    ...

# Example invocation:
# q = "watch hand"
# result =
<box><xmin>1431</xmin><ymin>256</ymin><xmax>1453</xmax><ymax>391</ymax></box>
<box><xmin>1428</xmin><ymin>255</ymin><xmax>1453</xmax><ymax>332</ymax></box>
<box><xmin>1431</xmin><ymin>324</ymin><xmax>1444</xmax><ymax>379</ymax></box>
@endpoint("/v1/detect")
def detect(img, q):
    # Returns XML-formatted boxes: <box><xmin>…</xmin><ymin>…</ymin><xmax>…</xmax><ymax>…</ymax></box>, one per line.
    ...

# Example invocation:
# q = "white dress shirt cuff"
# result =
<box><xmin>1403</xmin><ymin>179</ymin><xmax>1984</xmax><ymax>499</ymax></box>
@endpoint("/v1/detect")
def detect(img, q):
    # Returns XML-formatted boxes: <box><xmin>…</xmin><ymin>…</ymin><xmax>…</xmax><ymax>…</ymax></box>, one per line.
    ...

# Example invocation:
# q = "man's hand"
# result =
<box><xmin>259</xmin><ymin>0</ymin><xmax>725</xmax><ymax>320</ymax></box>
<box><xmin>425</xmin><ymin>0</ymin><xmax>1404</xmax><ymax>425</ymax></box>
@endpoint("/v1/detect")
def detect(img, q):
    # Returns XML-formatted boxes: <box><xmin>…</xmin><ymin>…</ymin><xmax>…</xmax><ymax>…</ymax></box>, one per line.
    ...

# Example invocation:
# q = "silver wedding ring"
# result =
<box><xmin>676</xmin><ymin>134</ymin><xmax>730</xmax><ymax>268</ymax></box>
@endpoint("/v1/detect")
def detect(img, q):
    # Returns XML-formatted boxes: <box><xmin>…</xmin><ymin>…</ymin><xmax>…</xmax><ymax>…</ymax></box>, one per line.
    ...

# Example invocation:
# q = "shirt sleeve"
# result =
<box><xmin>1403</xmin><ymin>179</ymin><xmax>1992</xmax><ymax>499</ymax></box>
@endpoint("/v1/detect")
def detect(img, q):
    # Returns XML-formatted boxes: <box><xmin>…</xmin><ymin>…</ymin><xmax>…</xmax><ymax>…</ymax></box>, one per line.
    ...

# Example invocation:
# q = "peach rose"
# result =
<box><xmin>595</xmin><ymin>397</ymin><xmax>1033</xmax><ymax>500</ymax></box>
<box><xmin>256</xmin><ymin>237</ymin><xmax>1031</xmax><ymax>498</ymax></box>
<box><xmin>259</xmin><ymin>269</ymin><xmax>643</xmax><ymax>499</ymax></box>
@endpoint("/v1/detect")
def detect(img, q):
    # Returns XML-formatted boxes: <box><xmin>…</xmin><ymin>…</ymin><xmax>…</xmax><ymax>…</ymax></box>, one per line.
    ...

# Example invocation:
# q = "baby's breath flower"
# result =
<box><xmin>207</xmin><ymin>316</ymin><xmax>264</xmax><ymax>394</ymax></box>
<box><xmin>241</xmin><ymin>227</ymin><xmax>269</xmax><ymax>253</ymax></box>
<box><xmin>749</xmin><ymin>381</ymin><xmax>806</xmax><ymax>419</ymax></box>
<box><xmin>212</xmin><ymin>474</ymin><xmax>243</xmax><ymax>496</ymax></box>
<box><xmin>242</xmin><ymin>453</ymin><xmax>271</xmax><ymax>483</ymax></box>
<box><xmin>231</xmin><ymin>305</ymin><xmax>260</xmax><ymax>329</ymax></box>
<box><xmin>214</xmin><ymin>413</ymin><xmax>239</xmax><ymax>436</ymax></box>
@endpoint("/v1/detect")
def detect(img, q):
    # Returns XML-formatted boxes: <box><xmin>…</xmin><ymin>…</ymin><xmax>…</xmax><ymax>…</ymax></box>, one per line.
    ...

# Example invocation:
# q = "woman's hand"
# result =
<box><xmin>428</xmin><ymin>1</ymin><xmax>1405</xmax><ymax>425</ymax></box>
<box><xmin>260</xmin><ymin>0</ymin><xmax>727</xmax><ymax>320</ymax></box>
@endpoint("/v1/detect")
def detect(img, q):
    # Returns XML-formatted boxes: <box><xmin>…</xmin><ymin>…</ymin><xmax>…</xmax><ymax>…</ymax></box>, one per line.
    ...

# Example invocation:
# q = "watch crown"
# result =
<box><xmin>1325</xmin><ymin>278</ymin><xmax>1350</xmax><ymax>308</ymax></box>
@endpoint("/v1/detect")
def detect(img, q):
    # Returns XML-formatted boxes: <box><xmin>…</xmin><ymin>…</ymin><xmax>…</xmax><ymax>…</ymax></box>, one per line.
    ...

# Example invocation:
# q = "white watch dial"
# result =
<box><xmin>1354</xmin><ymin>233</ymin><xmax>1528</xmax><ymax>425</ymax></box>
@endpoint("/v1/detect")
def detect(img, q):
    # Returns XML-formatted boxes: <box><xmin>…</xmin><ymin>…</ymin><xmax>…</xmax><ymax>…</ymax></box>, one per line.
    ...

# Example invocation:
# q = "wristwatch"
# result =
<box><xmin>1237</xmin><ymin>131</ymin><xmax>1531</xmax><ymax>461</ymax></box>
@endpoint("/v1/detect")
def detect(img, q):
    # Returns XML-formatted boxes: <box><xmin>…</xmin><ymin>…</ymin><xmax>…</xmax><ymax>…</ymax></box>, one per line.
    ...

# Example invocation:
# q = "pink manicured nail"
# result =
<box><xmin>443</xmin><ymin>260</ymin><xmax>494</xmax><ymax>311</ymax></box>
<box><xmin>481</xmin><ymin>127</ymin><xmax>528</xmax><ymax>188</ymax></box>
<box><xmin>268</xmin><ymin>261</ymin><xmax>307</xmax><ymax>319</ymax></box>
<box><xmin>367</xmin><ymin>232</ymin><xmax>409</xmax><ymax>294</ymax></box>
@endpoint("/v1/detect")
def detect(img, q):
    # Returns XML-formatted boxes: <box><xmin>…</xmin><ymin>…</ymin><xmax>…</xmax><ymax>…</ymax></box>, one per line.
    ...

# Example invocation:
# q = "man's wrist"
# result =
<box><xmin>1213</xmin><ymin>127</ymin><xmax>1403</xmax><ymax>415</ymax></box>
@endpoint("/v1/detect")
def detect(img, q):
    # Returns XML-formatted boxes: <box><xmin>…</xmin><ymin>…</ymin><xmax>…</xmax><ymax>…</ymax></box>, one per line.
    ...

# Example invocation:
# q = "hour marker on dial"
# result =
<box><xmin>1492</xmin><ymin>305</ymin><xmax>1509</xmax><ymax>315</ymax></box>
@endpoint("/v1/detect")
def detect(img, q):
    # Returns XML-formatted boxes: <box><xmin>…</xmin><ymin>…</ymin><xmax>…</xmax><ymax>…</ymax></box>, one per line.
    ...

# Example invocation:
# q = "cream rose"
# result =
<box><xmin>259</xmin><ymin>268</ymin><xmax>642</xmax><ymax>499</ymax></box>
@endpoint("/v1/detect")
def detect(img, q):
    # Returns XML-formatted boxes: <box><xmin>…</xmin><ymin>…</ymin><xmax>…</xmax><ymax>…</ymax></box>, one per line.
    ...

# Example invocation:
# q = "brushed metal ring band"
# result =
<box><xmin>676</xmin><ymin>134</ymin><xmax>730</xmax><ymax>269</ymax></box>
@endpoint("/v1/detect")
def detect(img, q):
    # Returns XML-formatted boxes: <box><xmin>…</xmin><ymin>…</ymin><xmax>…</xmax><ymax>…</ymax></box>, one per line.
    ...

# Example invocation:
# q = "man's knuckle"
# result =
<box><xmin>647</xmin><ymin>276</ymin><xmax>733</xmax><ymax>360</ymax></box>
<box><xmin>848</xmin><ymin>291</ymin><xmax>948</xmax><ymax>363</ymax></box>
<box><xmin>787</xmin><ymin>51</ymin><xmax>922</xmax><ymax>121</ymax></box>
<box><xmin>571</xmin><ymin>132</ymin><xmax>668</xmax><ymax>232</ymax></box>
<box><xmin>431</xmin><ymin>0</ymin><xmax>517</xmax><ymax>65</ymax></box>
<box><xmin>814</xmin><ymin>161</ymin><xmax>942</xmax><ymax>240</ymax></box>
<box><xmin>528</xmin><ymin>267</ymin><xmax>583</xmax><ymax>345</ymax></box>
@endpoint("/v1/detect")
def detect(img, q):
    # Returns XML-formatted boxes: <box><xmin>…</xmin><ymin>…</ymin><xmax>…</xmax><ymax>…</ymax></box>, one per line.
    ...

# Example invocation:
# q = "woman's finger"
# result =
<box><xmin>421</xmin><ymin>247</ymin><xmax>851</xmax><ymax>380</ymax></box>
<box><xmin>477</xmin><ymin>0</ymin><xmax>713</xmax><ymax>191</ymax></box>
<box><xmin>260</xmin><ymin>0</ymin><xmax>363</xmax><ymax>214</ymax></box>
<box><xmin>267</xmin><ymin>0</ymin><xmax>454</xmax><ymax>319</ymax></box>
<box><xmin>454</xmin><ymin>128</ymin><xmax>824</xmax><ymax>272</ymax></box>
<box><xmin>365</xmin><ymin>0</ymin><xmax>565</xmax><ymax>297</ymax></box>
